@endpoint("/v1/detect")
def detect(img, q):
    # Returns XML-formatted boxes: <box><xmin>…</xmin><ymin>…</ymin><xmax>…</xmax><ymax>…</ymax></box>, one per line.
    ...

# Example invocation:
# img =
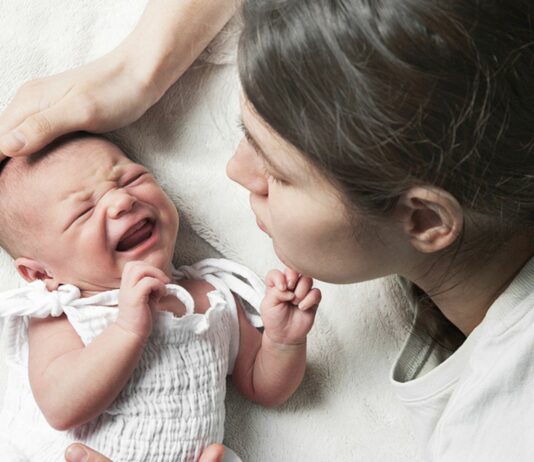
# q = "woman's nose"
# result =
<box><xmin>226</xmin><ymin>139</ymin><xmax>268</xmax><ymax>196</ymax></box>
<box><xmin>106</xmin><ymin>190</ymin><xmax>136</xmax><ymax>219</ymax></box>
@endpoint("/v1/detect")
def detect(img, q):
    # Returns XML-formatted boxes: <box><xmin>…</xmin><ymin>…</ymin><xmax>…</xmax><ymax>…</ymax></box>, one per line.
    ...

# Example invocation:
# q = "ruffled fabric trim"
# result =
<box><xmin>0</xmin><ymin>258</ymin><xmax>265</xmax><ymax>374</ymax></box>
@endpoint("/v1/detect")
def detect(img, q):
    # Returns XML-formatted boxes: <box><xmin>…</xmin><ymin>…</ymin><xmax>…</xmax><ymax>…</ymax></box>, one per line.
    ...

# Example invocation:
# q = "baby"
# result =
<box><xmin>0</xmin><ymin>134</ymin><xmax>321</xmax><ymax>461</ymax></box>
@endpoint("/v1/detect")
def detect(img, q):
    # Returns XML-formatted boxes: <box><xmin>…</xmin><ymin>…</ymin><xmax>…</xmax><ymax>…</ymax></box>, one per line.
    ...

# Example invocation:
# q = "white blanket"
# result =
<box><xmin>0</xmin><ymin>1</ymin><xmax>419</xmax><ymax>460</ymax></box>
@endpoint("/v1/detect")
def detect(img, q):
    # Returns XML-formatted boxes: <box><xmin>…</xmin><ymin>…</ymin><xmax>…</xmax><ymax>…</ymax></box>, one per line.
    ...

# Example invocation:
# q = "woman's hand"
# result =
<box><xmin>65</xmin><ymin>444</ymin><xmax>111</xmax><ymax>462</ymax></box>
<box><xmin>0</xmin><ymin>0</ymin><xmax>241</xmax><ymax>161</ymax></box>
<box><xmin>65</xmin><ymin>443</ymin><xmax>226</xmax><ymax>462</ymax></box>
<box><xmin>0</xmin><ymin>45</ymin><xmax>160</xmax><ymax>160</ymax></box>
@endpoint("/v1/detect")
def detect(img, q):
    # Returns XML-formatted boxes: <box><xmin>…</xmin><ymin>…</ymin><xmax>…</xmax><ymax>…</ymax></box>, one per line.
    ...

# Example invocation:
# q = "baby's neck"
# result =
<box><xmin>78</xmin><ymin>277</ymin><xmax>212</xmax><ymax>318</ymax></box>
<box><xmin>74</xmin><ymin>264</ymin><xmax>175</xmax><ymax>299</ymax></box>
<box><xmin>78</xmin><ymin>279</ymin><xmax>187</xmax><ymax>317</ymax></box>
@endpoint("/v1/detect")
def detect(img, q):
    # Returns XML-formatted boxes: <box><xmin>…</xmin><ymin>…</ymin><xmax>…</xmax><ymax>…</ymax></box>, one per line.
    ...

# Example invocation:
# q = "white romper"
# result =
<box><xmin>0</xmin><ymin>258</ymin><xmax>264</xmax><ymax>462</ymax></box>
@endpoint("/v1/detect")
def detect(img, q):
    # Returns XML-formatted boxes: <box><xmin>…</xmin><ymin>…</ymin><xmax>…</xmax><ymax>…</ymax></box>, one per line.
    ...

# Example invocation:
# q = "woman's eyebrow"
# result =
<box><xmin>238</xmin><ymin>118</ymin><xmax>286</xmax><ymax>175</ymax></box>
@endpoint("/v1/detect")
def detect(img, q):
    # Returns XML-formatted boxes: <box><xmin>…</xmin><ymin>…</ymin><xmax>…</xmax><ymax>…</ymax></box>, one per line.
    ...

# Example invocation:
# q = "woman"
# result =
<box><xmin>4</xmin><ymin>0</ymin><xmax>534</xmax><ymax>461</ymax></box>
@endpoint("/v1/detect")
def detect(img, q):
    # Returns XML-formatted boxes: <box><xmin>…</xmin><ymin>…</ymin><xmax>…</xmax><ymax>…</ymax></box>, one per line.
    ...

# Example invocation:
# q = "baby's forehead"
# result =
<box><xmin>45</xmin><ymin>140</ymin><xmax>134</xmax><ymax>193</ymax></box>
<box><xmin>1</xmin><ymin>137</ymin><xmax>134</xmax><ymax>203</ymax></box>
<box><xmin>43</xmin><ymin>138</ymin><xmax>130</xmax><ymax>178</ymax></box>
<box><xmin>41</xmin><ymin>137</ymin><xmax>129</xmax><ymax>170</ymax></box>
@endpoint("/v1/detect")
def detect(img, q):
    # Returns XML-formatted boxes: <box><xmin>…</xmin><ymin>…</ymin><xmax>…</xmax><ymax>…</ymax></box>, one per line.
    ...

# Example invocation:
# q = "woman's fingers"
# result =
<box><xmin>64</xmin><ymin>442</ymin><xmax>226</xmax><ymax>462</ymax></box>
<box><xmin>65</xmin><ymin>443</ymin><xmax>111</xmax><ymax>462</ymax></box>
<box><xmin>0</xmin><ymin>105</ymin><xmax>72</xmax><ymax>158</ymax></box>
<box><xmin>199</xmin><ymin>444</ymin><xmax>226</xmax><ymax>462</ymax></box>
<box><xmin>0</xmin><ymin>50</ymin><xmax>158</xmax><ymax>159</ymax></box>
<box><xmin>0</xmin><ymin>77</ymin><xmax>75</xmax><ymax>157</ymax></box>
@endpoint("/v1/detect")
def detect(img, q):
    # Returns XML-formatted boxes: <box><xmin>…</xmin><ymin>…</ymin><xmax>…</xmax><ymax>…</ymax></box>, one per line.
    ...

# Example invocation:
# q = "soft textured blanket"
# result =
<box><xmin>0</xmin><ymin>1</ymin><xmax>419</xmax><ymax>460</ymax></box>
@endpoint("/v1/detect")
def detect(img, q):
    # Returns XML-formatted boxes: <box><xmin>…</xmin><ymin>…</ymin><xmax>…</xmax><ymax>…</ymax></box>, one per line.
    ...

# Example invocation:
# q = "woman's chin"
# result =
<box><xmin>273</xmin><ymin>245</ymin><xmax>303</xmax><ymax>274</ymax></box>
<box><xmin>273</xmin><ymin>244</ymin><xmax>343</xmax><ymax>282</ymax></box>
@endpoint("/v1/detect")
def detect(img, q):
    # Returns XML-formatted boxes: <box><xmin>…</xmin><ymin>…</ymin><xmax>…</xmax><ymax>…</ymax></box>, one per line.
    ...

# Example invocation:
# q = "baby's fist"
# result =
<box><xmin>116</xmin><ymin>261</ymin><xmax>170</xmax><ymax>339</ymax></box>
<box><xmin>261</xmin><ymin>268</ymin><xmax>321</xmax><ymax>346</ymax></box>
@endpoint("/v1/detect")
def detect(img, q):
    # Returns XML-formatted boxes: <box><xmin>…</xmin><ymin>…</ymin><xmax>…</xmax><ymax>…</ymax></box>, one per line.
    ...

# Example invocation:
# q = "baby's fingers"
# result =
<box><xmin>135</xmin><ymin>277</ymin><xmax>167</xmax><ymax>303</ymax></box>
<box><xmin>293</xmin><ymin>276</ymin><xmax>313</xmax><ymax>305</ymax></box>
<box><xmin>263</xmin><ymin>286</ymin><xmax>295</xmax><ymax>308</ymax></box>
<box><xmin>284</xmin><ymin>267</ymin><xmax>300</xmax><ymax>290</ymax></box>
<box><xmin>265</xmin><ymin>269</ymin><xmax>288</xmax><ymax>291</ymax></box>
<box><xmin>297</xmin><ymin>288</ymin><xmax>322</xmax><ymax>311</ymax></box>
<box><xmin>122</xmin><ymin>261</ymin><xmax>170</xmax><ymax>286</ymax></box>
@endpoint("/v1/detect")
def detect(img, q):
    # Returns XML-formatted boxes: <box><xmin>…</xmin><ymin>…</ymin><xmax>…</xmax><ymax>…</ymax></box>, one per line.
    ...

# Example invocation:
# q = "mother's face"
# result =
<box><xmin>227</xmin><ymin>99</ymin><xmax>393</xmax><ymax>284</ymax></box>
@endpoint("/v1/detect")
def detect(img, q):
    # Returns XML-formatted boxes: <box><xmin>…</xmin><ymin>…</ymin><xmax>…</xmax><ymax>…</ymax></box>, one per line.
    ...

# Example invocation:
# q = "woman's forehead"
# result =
<box><xmin>241</xmin><ymin>101</ymin><xmax>303</xmax><ymax>166</ymax></box>
<box><xmin>240</xmin><ymin>98</ymin><xmax>332</xmax><ymax>185</ymax></box>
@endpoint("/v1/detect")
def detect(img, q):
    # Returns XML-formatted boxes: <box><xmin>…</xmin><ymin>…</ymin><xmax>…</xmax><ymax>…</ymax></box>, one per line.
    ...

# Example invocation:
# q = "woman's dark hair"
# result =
<box><xmin>238</xmin><ymin>0</ymin><xmax>534</xmax><ymax>348</ymax></box>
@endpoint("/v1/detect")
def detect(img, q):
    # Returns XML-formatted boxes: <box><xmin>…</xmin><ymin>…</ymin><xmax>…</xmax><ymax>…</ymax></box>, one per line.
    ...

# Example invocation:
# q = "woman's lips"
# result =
<box><xmin>256</xmin><ymin>217</ymin><xmax>270</xmax><ymax>236</ymax></box>
<box><xmin>250</xmin><ymin>195</ymin><xmax>270</xmax><ymax>236</ymax></box>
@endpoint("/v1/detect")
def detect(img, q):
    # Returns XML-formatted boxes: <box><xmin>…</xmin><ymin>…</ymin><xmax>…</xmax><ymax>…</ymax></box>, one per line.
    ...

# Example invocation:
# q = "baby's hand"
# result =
<box><xmin>261</xmin><ymin>268</ymin><xmax>322</xmax><ymax>346</ymax></box>
<box><xmin>116</xmin><ymin>261</ymin><xmax>170</xmax><ymax>340</ymax></box>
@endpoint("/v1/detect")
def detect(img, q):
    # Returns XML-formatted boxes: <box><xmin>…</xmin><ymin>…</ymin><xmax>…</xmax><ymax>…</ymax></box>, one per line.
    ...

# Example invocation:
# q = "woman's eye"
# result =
<box><xmin>263</xmin><ymin>166</ymin><xmax>285</xmax><ymax>185</ymax></box>
<box><xmin>268</xmin><ymin>174</ymin><xmax>284</xmax><ymax>185</ymax></box>
<box><xmin>243</xmin><ymin>132</ymin><xmax>262</xmax><ymax>155</ymax></box>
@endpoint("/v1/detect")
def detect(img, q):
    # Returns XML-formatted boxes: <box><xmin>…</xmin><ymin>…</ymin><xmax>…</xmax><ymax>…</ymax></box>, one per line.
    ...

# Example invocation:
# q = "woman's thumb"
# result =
<box><xmin>65</xmin><ymin>443</ymin><xmax>112</xmax><ymax>462</ymax></box>
<box><xmin>0</xmin><ymin>103</ymin><xmax>81</xmax><ymax>157</ymax></box>
<box><xmin>199</xmin><ymin>444</ymin><xmax>226</xmax><ymax>462</ymax></box>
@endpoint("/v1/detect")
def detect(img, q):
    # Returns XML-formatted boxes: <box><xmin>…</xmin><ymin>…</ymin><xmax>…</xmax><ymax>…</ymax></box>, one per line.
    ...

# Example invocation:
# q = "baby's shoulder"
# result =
<box><xmin>177</xmin><ymin>278</ymin><xmax>217</xmax><ymax>315</ymax></box>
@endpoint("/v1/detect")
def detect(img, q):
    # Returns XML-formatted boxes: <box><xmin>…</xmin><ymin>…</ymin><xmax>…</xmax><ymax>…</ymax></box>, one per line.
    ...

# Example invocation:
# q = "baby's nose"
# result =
<box><xmin>107</xmin><ymin>191</ymin><xmax>136</xmax><ymax>219</ymax></box>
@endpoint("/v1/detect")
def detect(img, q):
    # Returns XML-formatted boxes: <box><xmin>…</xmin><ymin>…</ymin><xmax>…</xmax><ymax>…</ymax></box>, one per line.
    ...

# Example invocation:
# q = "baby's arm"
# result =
<box><xmin>232</xmin><ymin>268</ymin><xmax>321</xmax><ymax>407</ymax></box>
<box><xmin>28</xmin><ymin>262</ymin><xmax>168</xmax><ymax>431</ymax></box>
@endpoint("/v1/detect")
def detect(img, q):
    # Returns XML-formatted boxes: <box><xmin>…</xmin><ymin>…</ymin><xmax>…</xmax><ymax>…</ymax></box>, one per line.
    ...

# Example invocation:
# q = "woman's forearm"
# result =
<box><xmin>0</xmin><ymin>0</ymin><xmax>240</xmax><ymax>158</ymax></box>
<box><xmin>122</xmin><ymin>0</ymin><xmax>242</xmax><ymax>99</ymax></box>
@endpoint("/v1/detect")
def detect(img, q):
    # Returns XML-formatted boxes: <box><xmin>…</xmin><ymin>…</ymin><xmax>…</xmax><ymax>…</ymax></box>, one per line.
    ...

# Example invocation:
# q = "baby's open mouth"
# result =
<box><xmin>116</xmin><ymin>219</ymin><xmax>155</xmax><ymax>252</ymax></box>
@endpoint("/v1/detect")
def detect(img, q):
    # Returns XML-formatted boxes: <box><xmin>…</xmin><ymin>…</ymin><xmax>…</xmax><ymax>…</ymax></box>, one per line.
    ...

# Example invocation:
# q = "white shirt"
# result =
<box><xmin>391</xmin><ymin>257</ymin><xmax>534</xmax><ymax>461</ymax></box>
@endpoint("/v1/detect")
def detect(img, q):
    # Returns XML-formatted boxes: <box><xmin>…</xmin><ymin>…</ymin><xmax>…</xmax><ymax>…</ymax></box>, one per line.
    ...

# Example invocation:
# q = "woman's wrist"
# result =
<box><xmin>119</xmin><ymin>0</ymin><xmax>242</xmax><ymax>101</ymax></box>
<box><xmin>117</xmin><ymin>31</ymin><xmax>174</xmax><ymax>102</ymax></box>
<box><xmin>112</xmin><ymin>36</ymin><xmax>168</xmax><ymax>107</ymax></box>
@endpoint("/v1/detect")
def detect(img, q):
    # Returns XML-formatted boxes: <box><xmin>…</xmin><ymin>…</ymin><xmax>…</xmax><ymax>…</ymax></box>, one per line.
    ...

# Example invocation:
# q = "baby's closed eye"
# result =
<box><xmin>123</xmin><ymin>171</ymin><xmax>148</xmax><ymax>186</ymax></box>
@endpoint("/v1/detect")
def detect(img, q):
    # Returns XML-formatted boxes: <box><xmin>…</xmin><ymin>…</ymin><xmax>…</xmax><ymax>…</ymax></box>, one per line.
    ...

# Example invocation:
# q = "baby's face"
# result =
<box><xmin>18</xmin><ymin>138</ymin><xmax>179</xmax><ymax>292</ymax></box>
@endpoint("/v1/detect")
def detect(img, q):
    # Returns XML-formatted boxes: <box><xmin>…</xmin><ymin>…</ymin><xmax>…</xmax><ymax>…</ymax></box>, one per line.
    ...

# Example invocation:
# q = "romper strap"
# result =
<box><xmin>174</xmin><ymin>258</ymin><xmax>264</xmax><ymax>326</ymax></box>
<box><xmin>0</xmin><ymin>280</ymin><xmax>195</xmax><ymax>317</ymax></box>
<box><xmin>0</xmin><ymin>280</ymin><xmax>80</xmax><ymax>318</ymax></box>
<box><xmin>173</xmin><ymin>258</ymin><xmax>265</xmax><ymax>374</ymax></box>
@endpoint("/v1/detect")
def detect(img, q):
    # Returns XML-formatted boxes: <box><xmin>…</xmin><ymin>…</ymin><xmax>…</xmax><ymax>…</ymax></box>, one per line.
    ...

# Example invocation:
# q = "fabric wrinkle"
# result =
<box><xmin>0</xmin><ymin>258</ymin><xmax>263</xmax><ymax>462</ymax></box>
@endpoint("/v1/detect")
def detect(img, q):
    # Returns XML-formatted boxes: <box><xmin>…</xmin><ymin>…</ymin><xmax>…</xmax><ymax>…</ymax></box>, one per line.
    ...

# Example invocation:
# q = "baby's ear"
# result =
<box><xmin>15</xmin><ymin>257</ymin><xmax>52</xmax><ymax>283</ymax></box>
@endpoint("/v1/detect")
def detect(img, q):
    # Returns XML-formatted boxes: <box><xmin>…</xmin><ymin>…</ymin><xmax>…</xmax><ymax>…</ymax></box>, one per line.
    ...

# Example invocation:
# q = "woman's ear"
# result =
<box><xmin>397</xmin><ymin>186</ymin><xmax>463</xmax><ymax>253</ymax></box>
<box><xmin>15</xmin><ymin>257</ymin><xmax>53</xmax><ymax>283</ymax></box>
